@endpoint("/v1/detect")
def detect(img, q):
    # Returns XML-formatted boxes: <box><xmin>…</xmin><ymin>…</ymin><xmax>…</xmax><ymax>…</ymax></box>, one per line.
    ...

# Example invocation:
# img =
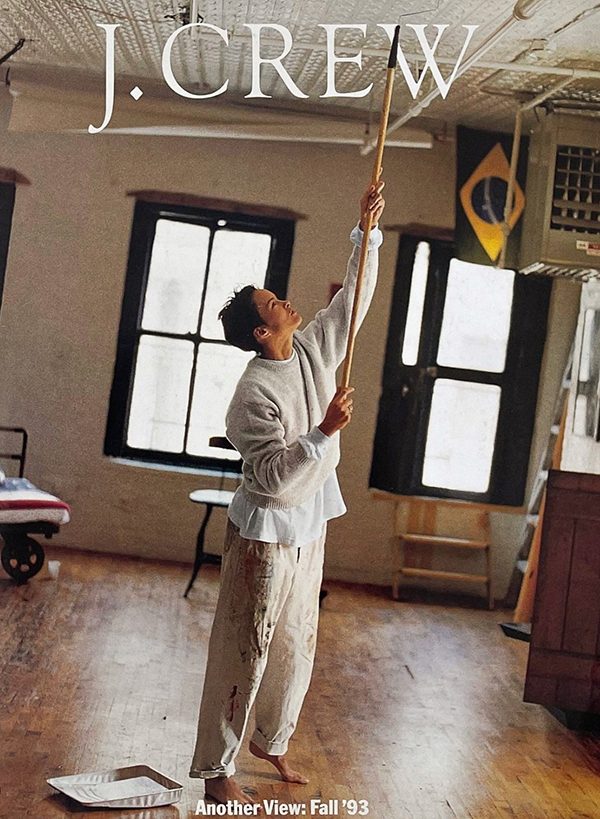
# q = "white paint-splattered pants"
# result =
<box><xmin>189</xmin><ymin>519</ymin><xmax>326</xmax><ymax>779</ymax></box>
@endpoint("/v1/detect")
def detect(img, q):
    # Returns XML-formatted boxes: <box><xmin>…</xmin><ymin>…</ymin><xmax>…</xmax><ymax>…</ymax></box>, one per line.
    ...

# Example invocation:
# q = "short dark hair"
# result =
<box><xmin>218</xmin><ymin>285</ymin><xmax>263</xmax><ymax>353</ymax></box>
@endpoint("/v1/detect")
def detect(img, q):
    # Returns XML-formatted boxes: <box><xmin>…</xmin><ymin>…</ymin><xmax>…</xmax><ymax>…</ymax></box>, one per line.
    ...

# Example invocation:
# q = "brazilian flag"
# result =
<box><xmin>456</xmin><ymin>126</ymin><xmax>529</xmax><ymax>269</ymax></box>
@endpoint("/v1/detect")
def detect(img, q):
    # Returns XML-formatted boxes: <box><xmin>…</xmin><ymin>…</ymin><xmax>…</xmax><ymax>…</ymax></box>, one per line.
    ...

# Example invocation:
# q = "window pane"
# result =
<box><xmin>437</xmin><ymin>259</ymin><xmax>514</xmax><ymax>373</ymax></box>
<box><xmin>187</xmin><ymin>344</ymin><xmax>253</xmax><ymax>459</ymax></box>
<box><xmin>141</xmin><ymin>219</ymin><xmax>210</xmax><ymax>334</ymax></box>
<box><xmin>201</xmin><ymin>230</ymin><xmax>272</xmax><ymax>340</ymax></box>
<box><xmin>422</xmin><ymin>379</ymin><xmax>501</xmax><ymax>493</ymax></box>
<box><xmin>127</xmin><ymin>335</ymin><xmax>194</xmax><ymax>452</ymax></box>
<box><xmin>402</xmin><ymin>241</ymin><xmax>430</xmax><ymax>366</ymax></box>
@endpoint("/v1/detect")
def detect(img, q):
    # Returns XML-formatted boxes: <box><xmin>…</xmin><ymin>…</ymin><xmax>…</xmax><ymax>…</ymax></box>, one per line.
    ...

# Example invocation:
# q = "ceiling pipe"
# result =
<box><xmin>519</xmin><ymin>74</ymin><xmax>576</xmax><ymax>111</ymax></box>
<box><xmin>551</xmin><ymin>100</ymin><xmax>600</xmax><ymax>112</ymax></box>
<box><xmin>407</xmin><ymin>61</ymin><xmax>600</xmax><ymax>80</ymax></box>
<box><xmin>549</xmin><ymin>106</ymin><xmax>600</xmax><ymax>117</ymax></box>
<box><xmin>360</xmin><ymin>0</ymin><xmax>567</xmax><ymax>155</ymax></box>
<box><xmin>478</xmin><ymin>3</ymin><xmax>596</xmax><ymax>103</ymax></box>
<box><xmin>499</xmin><ymin>108</ymin><xmax>523</xmax><ymax>270</ymax></box>
<box><xmin>197</xmin><ymin>30</ymin><xmax>600</xmax><ymax>80</ymax></box>
<box><xmin>498</xmin><ymin>75</ymin><xmax>575</xmax><ymax>268</ymax></box>
<box><xmin>512</xmin><ymin>0</ymin><xmax>553</xmax><ymax>20</ymax></box>
<box><xmin>483</xmin><ymin>74</ymin><xmax>581</xmax><ymax>110</ymax></box>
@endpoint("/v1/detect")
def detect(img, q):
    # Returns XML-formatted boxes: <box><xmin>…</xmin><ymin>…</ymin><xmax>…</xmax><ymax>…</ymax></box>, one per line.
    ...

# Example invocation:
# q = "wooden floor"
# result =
<box><xmin>3</xmin><ymin>549</ymin><xmax>600</xmax><ymax>819</ymax></box>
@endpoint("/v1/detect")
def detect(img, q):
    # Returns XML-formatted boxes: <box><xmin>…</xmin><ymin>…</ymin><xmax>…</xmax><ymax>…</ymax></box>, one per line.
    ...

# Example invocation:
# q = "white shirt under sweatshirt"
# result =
<box><xmin>227</xmin><ymin>222</ymin><xmax>383</xmax><ymax>547</ymax></box>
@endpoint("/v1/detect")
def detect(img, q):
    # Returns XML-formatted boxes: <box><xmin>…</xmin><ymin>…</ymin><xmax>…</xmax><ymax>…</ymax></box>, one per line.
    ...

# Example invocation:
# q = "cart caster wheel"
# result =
<box><xmin>1</xmin><ymin>536</ymin><xmax>45</xmax><ymax>583</ymax></box>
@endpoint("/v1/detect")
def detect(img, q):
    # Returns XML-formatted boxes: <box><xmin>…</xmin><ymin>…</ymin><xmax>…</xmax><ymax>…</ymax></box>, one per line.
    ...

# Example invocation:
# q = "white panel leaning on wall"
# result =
<box><xmin>562</xmin><ymin>280</ymin><xmax>600</xmax><ymax>474</ymax></box>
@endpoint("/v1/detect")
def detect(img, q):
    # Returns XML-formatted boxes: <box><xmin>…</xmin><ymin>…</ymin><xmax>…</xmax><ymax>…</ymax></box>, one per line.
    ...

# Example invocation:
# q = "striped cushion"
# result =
<box><xmin>0</xmin><ymin>478</ymin><xmax>71</xmax><ymax>525</ymax></box>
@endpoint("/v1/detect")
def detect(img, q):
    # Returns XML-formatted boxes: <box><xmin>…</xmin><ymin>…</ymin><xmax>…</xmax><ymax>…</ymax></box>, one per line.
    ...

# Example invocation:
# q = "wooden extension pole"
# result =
<box><xmin>341</xmin><ymin>25</ymin><xmax>400</xmax><ymax>389</ymax></box>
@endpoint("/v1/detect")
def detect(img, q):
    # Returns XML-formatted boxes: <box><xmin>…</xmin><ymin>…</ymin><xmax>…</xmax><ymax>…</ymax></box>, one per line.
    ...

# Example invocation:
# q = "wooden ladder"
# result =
<box><xmin>392</xmin><ymin>498</ymin><xmax>493</xmax><ymax>609</ymax></box>
<box><xmin>501</xmin><ymin>344</ymin><xmax>573</xmax><ymax>622</ymax></box>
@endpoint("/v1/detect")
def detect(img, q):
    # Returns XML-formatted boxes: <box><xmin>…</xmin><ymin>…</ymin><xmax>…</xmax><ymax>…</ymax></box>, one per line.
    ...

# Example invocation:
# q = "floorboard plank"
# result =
<box><xmin>2</xmin><ymin>548</ymin><xmax>600</xmax><ymax>819</ymax></box>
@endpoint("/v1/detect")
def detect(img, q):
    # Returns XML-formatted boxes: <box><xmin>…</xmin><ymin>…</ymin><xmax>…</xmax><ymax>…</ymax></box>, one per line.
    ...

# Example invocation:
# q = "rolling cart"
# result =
<box><xmin>0</xmin><ymin>426</ymin><xmax>70</xmax><ymax>583</ymax></box>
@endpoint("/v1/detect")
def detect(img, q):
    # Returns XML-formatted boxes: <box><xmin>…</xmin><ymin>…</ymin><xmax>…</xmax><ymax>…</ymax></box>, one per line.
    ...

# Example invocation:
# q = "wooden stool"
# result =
<box><xmin>391</xmin><ymin>498</ymin><xmax>493</xmax><ymax>609</ymax></box>
<box><xmin>184</xmin><ymin>488</ymin><xmax>235</xmax><ymax>598</ymax></box>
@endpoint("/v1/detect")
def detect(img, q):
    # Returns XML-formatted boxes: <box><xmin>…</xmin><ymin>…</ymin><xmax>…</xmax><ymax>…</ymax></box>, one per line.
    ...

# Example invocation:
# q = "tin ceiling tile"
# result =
<box><xmin>0</xmin><ymin>0</ymin><xmax>598</xmax><ymax>134</ymax></box>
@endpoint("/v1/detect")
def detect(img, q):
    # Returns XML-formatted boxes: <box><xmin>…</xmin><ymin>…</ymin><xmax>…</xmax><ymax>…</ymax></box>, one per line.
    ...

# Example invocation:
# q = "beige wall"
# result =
<box><xmin>0</xmin><ymin>118</ymin><xmax>581</xmax><ymax>598</ymax></box>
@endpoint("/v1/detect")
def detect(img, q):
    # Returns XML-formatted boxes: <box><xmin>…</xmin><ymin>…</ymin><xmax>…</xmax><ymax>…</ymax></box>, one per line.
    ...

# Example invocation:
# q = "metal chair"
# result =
<box><xmin>183</xmin><ymin>437</ymin><xmax>239</xmax><ymax>597</ymax></box>
<box><xmin>183</xmin><ymin>437</ymin><xmax>330</xmax><ymax>609</ymax></box>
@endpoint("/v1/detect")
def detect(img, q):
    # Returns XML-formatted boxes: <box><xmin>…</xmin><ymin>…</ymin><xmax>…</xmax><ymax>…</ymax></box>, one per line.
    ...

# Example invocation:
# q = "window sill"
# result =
<box><xmin>109</xmin><ymin>457</ymin><xmax>241</xmax><ymax>480</ymax></box>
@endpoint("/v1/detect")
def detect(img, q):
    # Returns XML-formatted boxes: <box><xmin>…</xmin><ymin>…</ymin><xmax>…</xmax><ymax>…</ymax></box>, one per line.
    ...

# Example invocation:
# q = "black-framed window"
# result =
<box><xmin>0</xmin><ymin>182</ymin><xmax>16</xmax><ymax>314</ymax></box>
<box><xmin>370</xmin><ymin>232</ymin><xmax>552</xmax><ymax>506</ymax></box>
<box><xmin>105</xmin><ymin>199</ymin><xmax>295</xmax><ymax>472</ymax></box>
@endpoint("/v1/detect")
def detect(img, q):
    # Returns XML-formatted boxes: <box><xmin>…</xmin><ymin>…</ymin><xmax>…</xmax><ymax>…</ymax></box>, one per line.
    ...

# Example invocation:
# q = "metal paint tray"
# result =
<box><xmin>47</xmin><ymin>764</ymin><xmax>183</xmax><ymax>808</ymax></box>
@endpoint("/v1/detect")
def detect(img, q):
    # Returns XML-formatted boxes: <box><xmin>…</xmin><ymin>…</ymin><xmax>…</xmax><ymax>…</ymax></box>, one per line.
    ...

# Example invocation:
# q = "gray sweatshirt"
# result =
<box><xmin>225</xmin><ymin>225</ymin><xmax>382</xmax><ymax>510</ymax></box>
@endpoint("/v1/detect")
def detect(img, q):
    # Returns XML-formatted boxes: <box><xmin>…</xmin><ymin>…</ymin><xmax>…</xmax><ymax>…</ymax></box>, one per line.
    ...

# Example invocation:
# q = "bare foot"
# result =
<box><xmin>249</xmin><ymin>740</ymin><xmax>309</xmax><ymax>784</ymax></box>
<box><xmin>205</xmin><ymin>775</ymin><xmax>260</xmax><ymax>808</ymax></box>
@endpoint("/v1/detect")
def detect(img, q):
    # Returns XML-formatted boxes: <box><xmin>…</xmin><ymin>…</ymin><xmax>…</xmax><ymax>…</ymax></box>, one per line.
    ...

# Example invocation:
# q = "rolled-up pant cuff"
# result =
<box><xmin>189</xmin><ymin>762</ymin><xmax>236</xmax><ymax>779</ymax></box>
<box><xmin>251</xmin><ymin>729</ymin><xmax>289</xmax><ymax>756</ymax></box>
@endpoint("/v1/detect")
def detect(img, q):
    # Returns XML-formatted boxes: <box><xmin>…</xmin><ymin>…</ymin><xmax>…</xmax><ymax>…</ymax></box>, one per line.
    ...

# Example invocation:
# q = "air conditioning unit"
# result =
<box><xmin>519</xmin><ymin>112</ymin><xmax>600</xmax><ymax>281</ymax></box>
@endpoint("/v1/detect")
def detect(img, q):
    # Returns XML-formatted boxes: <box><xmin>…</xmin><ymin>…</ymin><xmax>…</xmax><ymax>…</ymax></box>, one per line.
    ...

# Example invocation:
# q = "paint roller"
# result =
<box><xmin>341</xmin><ymin>24</ymin><xmax>400</xmax><ymax>389</ymax></box>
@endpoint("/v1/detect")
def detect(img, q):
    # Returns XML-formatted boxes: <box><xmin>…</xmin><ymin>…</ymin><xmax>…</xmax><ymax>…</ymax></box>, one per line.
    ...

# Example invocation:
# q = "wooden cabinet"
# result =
<box><xmin>525</xmin><ymin>470</ymin><xmax>600</xmax><ymax>715</ymax></box>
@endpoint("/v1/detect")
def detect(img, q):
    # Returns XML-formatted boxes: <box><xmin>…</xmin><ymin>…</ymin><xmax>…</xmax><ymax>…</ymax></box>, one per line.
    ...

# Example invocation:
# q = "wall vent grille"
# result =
<box><xmin>551</xmin><ymin>145</ymin><xmax>600</xmax><ymax>235</ymax></box>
